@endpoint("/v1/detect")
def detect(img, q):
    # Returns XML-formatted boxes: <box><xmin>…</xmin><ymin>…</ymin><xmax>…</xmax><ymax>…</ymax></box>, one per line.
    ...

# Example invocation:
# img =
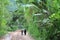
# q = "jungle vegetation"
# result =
<box><xmin>0</xmin><ymin>0</ymin><xmax>60</xmax><ymax>40</ymax></box>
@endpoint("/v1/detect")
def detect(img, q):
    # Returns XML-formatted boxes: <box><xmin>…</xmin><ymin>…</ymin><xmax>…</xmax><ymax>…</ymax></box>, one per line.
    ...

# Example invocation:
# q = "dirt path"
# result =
<box><xmin>0</xmin><ymin>30</ymin><xmax>34</xmax><ymax>40</ymax></box>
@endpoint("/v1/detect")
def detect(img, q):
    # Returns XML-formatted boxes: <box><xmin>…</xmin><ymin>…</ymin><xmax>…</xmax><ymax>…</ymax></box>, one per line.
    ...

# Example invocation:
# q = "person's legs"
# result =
<box><xmin>24</xmin><ymin>29</ymin><xmax>26</xmax><ymax>35</ymax></box>
<box><xmin>21</xmin><ymin>30</ymin><xmax>23</xmax><ymax>35</ymax></box>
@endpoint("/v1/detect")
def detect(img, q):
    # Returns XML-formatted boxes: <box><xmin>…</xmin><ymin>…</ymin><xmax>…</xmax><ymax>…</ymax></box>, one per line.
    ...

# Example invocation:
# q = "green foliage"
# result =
<box><xmin>15</xmin><ymin>0</ymin><xmax>60</xmax><ymax>40</ymax></box>
<box><xmin>0</xmin><ymin>0</ymin><xmax>10</xmax><ymax>37</ymax></box>
<box><xmin>0</xmin><ymin>0</ymin><xmax>60</xmax><ymax>40</ymax></box>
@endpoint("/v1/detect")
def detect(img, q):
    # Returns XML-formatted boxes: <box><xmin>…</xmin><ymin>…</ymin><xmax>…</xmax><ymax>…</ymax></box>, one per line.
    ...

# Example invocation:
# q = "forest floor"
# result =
<box><xmin>0</xmin><ymin>30</ymin><xmax>34</xmax><ymax>40</ymax></box>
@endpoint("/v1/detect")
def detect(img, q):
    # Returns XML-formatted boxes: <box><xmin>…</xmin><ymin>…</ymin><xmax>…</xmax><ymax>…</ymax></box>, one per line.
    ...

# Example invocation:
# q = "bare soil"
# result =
<box><xmin>0</xmin><ymin>30</ymin><xmax>34</xmax><ymax>40</ymax></box>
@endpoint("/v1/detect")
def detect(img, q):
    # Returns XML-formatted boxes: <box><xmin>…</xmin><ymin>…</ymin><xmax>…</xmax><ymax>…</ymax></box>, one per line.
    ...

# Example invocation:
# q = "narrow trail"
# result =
<box><xmin>0</xmin><ymin>30</ymin><xmax>34</xmax><ymax>40</ymax></box>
